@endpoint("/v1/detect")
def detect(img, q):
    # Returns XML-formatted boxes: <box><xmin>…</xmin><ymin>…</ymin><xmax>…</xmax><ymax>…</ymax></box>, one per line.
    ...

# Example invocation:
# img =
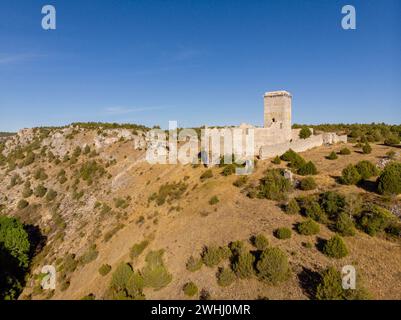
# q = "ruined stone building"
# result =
<box><xmin>221</xmin><ymin>90</ymin><xmax>347</xmax><ymax>160</ymax></box>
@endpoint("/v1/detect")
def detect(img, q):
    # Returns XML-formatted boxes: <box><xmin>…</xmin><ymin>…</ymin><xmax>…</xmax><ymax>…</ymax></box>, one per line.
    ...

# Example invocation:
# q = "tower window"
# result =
<box><xmin>272</xmin><ymin>118</ymin><xmax>276</xmax><ymax>123</ymax></box>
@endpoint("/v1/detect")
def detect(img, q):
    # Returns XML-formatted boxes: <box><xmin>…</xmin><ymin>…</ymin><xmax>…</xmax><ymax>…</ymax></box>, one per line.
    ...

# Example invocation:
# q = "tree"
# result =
<box><xmin>340</xmin><ymin>164</ymin><xmax>361</xmax><ymax>185</ymax></box>
<box><xmin>256</xmin><ymin>247</ymin><xmax>290</xmax><ymax>284</ymax></box>
<box><xmin>0</xmin><ymin>216</ymin><xmax>31</xmax><ymax>300</ymax></box>
<box><xmin>299</xmin><ymin>127</ymin><xmax>312</xmax><ymax>139</ymax></box>
<box><xmin>322</xmin><ymin>235</ymin><xmax>348</xmax><ymax>258</ymax></box>
<box><xmin>377</xmin><ymin>162</ymin><xmax>401</xmax><ymax>195</ymax></box>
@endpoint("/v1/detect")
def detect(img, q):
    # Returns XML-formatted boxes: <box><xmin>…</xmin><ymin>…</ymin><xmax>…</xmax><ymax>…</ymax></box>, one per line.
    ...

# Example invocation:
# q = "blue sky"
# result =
<box><xmin>0</xmin><ymin>0</ymin><xmax>400</xmax><ymax>131</ymax></box>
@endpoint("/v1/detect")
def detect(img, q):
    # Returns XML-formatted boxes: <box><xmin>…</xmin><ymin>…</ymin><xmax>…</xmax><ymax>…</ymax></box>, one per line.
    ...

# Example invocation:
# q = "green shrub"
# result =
<box><xmin>327</xmin><ymin>151</ymin><xmax>338</xmax><ymax>160</ymax></box>
<box><xmin>83</xmin><ymin>145</ymin><xmax>91</xmax><ymax>155</ymax></box>
<box><xmin>209</xmin><ymin>196</ymin><xmax>219</xmax><ymax>205</ymax></box>
<box><xmin>217</xmin><ymin>267</ymin><xmax>236</xmax><ymax>287</ymax></box>
<box><xmin>141</xmin><ymin>250</ymin><xmax>172</xmax><ymax>290</ymax></box>
<box><xmin>322</xmin><ymin>234</ymin><xmax>348</xmax><ymax>258</ymax></box>
<box><xmin>299</xmin><ymin>177</ymin><xmax>317</xmax><ymax>190</ymax></box>
<box><xmin>149</xmin><ymin>181</ymin><xmax>188</xmax><ymax>206</ymax></box>
<box><xmin>73</xmin><ymin>146</ymin><xmax>82</xmax><ymax>158</ymax></box>
<box><xmin>8</xmin><ymin>174</ymin><xmax>23</xmax><ymax>189</ymax></box>
<box><xmin>274</xmin><ymin>227</ymin><xmax>292</xmax><ymax>239</ymax></box>
<box><xmin>298</xmin><ymin>161</ymin><xmax>318</xmax><ymax>176</ymax></box>
<box><xmin>114</xmin><ymin>197</ymin><xmax>129</xmax><ymax>209</ymax></box>
<box><xmin>297</xmin><ymin>219</ymin><xmax>320</xmax><ymax>235</ymax></box>
<box><xmin>320</xmin><ymin>191</ymin><xmax>345</xmax><ymax>219</ymax></box>
<box><xmin>384</xmin><ymin>135</ymin><xmax>400</xmax><ymax>146</ymax></box>
<box><xmin>272</xmin><ymin>156</ymin><xmax>281</xmax><ymax>164</ymax></box>
<box><xmin>335</xmin><ymin>213</ymin><xmax>356</xmax><ymax>236</ymax></box>
<box><xmin>229</xmin><ymin>241</ymin><xmax>246</xmax><ymax>255</ymax></box>
<box><xmin>316</xmin><ymin>267</ymin><xmax>344</xmax><ymax>300</ymax></box>
<box><xmin>280</xmin><ymin>149</ymin><xmax>306</xmax><ymax>169</ymax></box>
<box><xmin>385</xmin><ymin>222</ymin><xmax>401</xmax><ymax>238</ymax></box>
<box><xmin>299</xmin><ymin>127</ymin><xmax>312</xmax><ymax>139</ymax></box>
<box><xmin>34</xmin><ymin>185</ymin><xmax>47</xmax><ymax>198</ymax></box>
<box><xmin>253</xmin><ymin>234</ymin><xmax>269</xmax><ymax>251</ymax></box>
<box><xmin>81</xmin><ymin>293</ymin><xmax>96</xmax><ymax>300</ymax></box>
<box><xmin>256</xmin><ymin>247</ymin><xmax>290</xmax><ymax>284</ymax></box>
<box><xmin>34</xmin><ymin>168</ymin><xmax>48</xmax><ymax>181</ymax></box>
<box><xmin>362</xmin><ymin>143</ymin><xmax>372</xmax><ymax>154</ymax></box>
<box><xmin>258</xmin><ymin>169</ymin><xmax>293</xmax><ymax>201</ymax></box>
<box><xmin>79</xmin><ymin>245</ymin><xmax>99</xmax><ymax>265</ymax></box>
<box><xmin>200</xmin><ymin>169</ymin><xmax>213</xmax><ymax>182</ymax></box>
<box><xmin>316</xmin><ymin>267</ymin><xmax>371</xmax><ymax>300</ymax></box>
<box><xmin>183</xmin><ymin>282</ymin><xmax>198</xmax><ymax>297</ymax></box>
<box><xmin>354</xmin><ymin>160</ymin><xmax>379</xmax><ymax>180</ymax></box>
<box><xmin>186</xmin><ymin>256</ymin><xmax>203</xmax><ymax>272</ymax></box>
<box><xmin>22</xmin><ymin>181</ymin><xmax>33</xmax><ymax>198</ymax></box>
<box><xmin>99</xmin><ymin>264</ymin><xmax>112</xmax><ymax>276</ymax></box>
<box><xmin>130</xmin><ymin>240</ymin><xmax>149</xmax><ymax>259</ymax></box>
<box><xmin>46</xmin><ymin>189</ymin><xmax>57</xmax><ymax>202</ymax></box>
<box><xmin>357</xmin><ymin>205</ymin><xmax>395</xmax><ymax>236</ymax></box>
<box><xmin>304</xmin><ymin>200</ymin><xmax>328</xmax><ymax>223</ymax></box>
<box><xmin>110</xmin><ymin>263</ymin><xmax>138</xmax><ymax>298</ymax></box>
<box><xmin>377</xmin><ymin>162</ymin><xmax>401</xmax><ymax>195</ymax></box>
<box><xmin>285</xmin><ymin>198</ymin><xmax>300</xmax><ymax>215</ymax></box>
<box><xmin>78</xmin><ymin>160</ymin><xmax>106</xmax><ymax>185</ymax></box>
<box><xmin>386</xmin><ymin>150</ymin><xmax>396</xmax><ymax>160</ymax></box>
<box><xmin>202</xmin><ymin>246</ymin><xmax>231</xmax><ymax>267</ymax></box>
<box><xmin>233</xmin><ymin>176</ymin><xmax>248</xmax><ymax>188</ymax></box>
<box><xmin>22</xmin><ymin>152</ymin><xmax>36</xmax><ymax>167</ymax></box>
<box><xmin>232</xmin><ymin>251</ymin><xmax>255</xmax><ymax>279</ymax></box>
<box><xmin>340</xmin><ymin>164</ymin><xmax>361</xmax><ymax>185</ymax></box>
<box><xmin>339</xmin><ymin>147</ymin><xmax>351</xmax><ymax>155</ymax></box>
<box><xmin>17</xmin><ymin>199</ymin><xmax>29</xmax><ymax>210</ymax></box>
<box><xmin>222</xmin><ymin>164</ymin><xmax>236</xmax><ymax>176</ymax></box>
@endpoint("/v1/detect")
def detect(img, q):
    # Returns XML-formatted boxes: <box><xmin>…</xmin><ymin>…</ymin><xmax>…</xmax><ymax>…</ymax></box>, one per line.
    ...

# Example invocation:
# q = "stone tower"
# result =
<box><xmin>263</xmin><ymin>90</ymin><xmax>292</xmax><ymax>140</ymax></box>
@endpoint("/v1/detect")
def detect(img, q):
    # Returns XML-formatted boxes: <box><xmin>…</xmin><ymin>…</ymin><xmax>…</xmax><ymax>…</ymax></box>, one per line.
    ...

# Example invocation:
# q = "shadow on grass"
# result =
<box><xmin>297</xmin><ymin>267</ymin><xmax>321</xmax><ymax>299</ymax></box>
<box><xmin>315</xmin><ymin>237</ymin><xmax>326</xmax><ymax>253</ymax></box>
<box><xmin>357</xmin><ymin>180</ymin><xmax>378</xmax><ymax>193</ymax></box>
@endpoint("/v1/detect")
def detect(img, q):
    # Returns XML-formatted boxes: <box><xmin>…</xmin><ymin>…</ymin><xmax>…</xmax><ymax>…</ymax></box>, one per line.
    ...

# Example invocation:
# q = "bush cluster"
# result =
<box><xmin>296</xmin><ymin>219</ymin><xmax>320</xmax><ymax>235</ymax></box>
<box><xmin>299</xmin><ymin>177</ymin><xmax>317</xmax><ymax>190</ymax></box>
<box><xmin>322</xmin><ymin>234</ymin><xmax>348</xmax><ymax>258</ymax></box>
<box><xmin>257</xmin><ymin>169</ymin><xmax>293</xmax><ymax>201</ymax></box>
<box><xmin>274</xmin><ymin>227</ymin><xmax>292</xmax><ymax>240</ymax></box>
<box><xmin>149</xmin><ymin>181</ymin><xmax>188</xmax><ymax>206</ymax></box>
<box><xmin>377</xmin><ymin>162</ymin><xmax>401</xmax><ymax>195</ymax></box>
<box><xmin>183</xmin><ymin>282</ymin><xmax>198</xmax><ymax>297</ymax></box>
<box><xmin>253</xmin><ymin>234</ymin><xmax>269</xmax><ymax>251</ymax></box>
<box><xmin>299</xmin><ymin>127</ymin><xmax>312</xmax><ymax>139</ymax></box>
<box><xmin>327</xmin><ymin>151</ymin><xmax>338</xmax><ymax>160</ymax></box>
<box><xmin>202</xmin><ymin>246</ymin><xmax>231</xmax><ymax>267</ymax></box>
<box><xmin>186</xmin><ymin>256</ymin><xmax>203</xmax><ymax>272</ymax></box>
<box><xmin>256</xmin><ymin>247</ymin><xmax>291</xmax><ymax>284</ymax></box>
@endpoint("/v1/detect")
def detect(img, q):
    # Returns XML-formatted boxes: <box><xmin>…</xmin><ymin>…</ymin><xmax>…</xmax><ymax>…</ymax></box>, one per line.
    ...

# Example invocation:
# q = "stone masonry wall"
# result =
<box><xmin>259</xmin><ymin>134</ymin><xmax>325</xmax><ymax>159</ymax></box>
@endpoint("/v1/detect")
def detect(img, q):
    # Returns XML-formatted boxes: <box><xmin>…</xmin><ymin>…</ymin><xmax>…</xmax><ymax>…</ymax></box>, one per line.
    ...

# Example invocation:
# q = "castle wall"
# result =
<box><xmin>259</xmin><ymin>134</ymin><xmax>325</xmax><ymax>159</ymax></box>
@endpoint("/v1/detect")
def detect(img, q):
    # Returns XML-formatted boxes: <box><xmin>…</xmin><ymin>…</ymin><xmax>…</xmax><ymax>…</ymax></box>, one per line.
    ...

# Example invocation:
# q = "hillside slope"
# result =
<box><xmin>0</xmin><ymin>126</ymin><xmax>400</xmax><ymax>300</ymax></box>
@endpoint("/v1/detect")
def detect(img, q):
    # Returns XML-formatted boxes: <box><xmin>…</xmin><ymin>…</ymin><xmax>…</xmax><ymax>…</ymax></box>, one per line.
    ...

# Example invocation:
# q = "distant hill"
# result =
<box><xmin>0</xmin><ymin>132</ymin><xmax>16</xmax><ymax>138</ymax></box>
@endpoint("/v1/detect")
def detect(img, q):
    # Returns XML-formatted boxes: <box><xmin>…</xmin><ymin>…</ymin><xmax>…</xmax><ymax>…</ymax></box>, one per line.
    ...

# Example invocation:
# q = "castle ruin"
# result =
<box><xmin>234</xmin><ymin>90</ymin><xmax>347</xmax><ymax>159</ymax></box>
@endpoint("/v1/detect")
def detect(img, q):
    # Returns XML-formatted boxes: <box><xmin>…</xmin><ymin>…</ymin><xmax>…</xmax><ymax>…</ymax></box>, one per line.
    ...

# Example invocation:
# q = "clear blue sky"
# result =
<box><xmin>1</xmin><ymin>0</ymin><xmax>400</xmax><ymax>131</ymax></box>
